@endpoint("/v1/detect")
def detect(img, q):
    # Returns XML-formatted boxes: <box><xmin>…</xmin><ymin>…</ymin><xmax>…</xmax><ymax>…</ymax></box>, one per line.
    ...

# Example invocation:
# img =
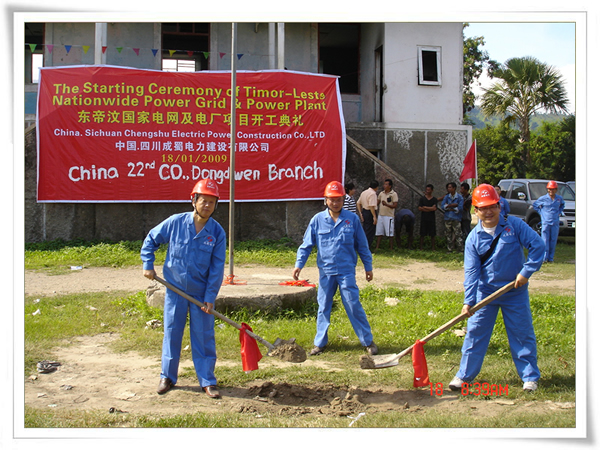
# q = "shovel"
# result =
<box><xmin>360</xmin><ymin>281</ymin><xmax>515</xmax><ymax>369</ymax></box>
<box><xmin>153</xmin><ymin>275</ymin><xmax>307</xmax><ymax>362</ymax></box>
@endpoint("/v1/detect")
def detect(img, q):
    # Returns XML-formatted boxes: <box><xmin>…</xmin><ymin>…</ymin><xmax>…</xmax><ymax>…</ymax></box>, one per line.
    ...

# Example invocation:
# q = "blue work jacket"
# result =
<box><xmin>141</xmin><ymin>212</ymin><xmax>226</xmax><ymax>302</ymax></box>
<box><xmin>295</xmin><ymin>208</ymin><xmax>373</xmax><ymax>275</ymax></box>
<box><xmin>441</xmin><ymin>193</ymin><xmax>464</xmax><ymax>221</ymax></box>
<box><xmin>533</xmin><ymin>194</ymin><xmax>565</xmax><ymax>226</ymax></box>
<box><xmin>463</xmin><ymin>215</ymin><xmax>544</xmax><ymax>306</ymax></box>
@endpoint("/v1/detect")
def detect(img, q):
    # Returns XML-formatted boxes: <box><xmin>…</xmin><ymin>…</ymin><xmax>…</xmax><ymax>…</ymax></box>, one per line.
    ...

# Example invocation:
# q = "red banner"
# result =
<box><xmin>37</xmin><ymin>66</ymin><xmax>345</xmax><ymax>202</ymax></box>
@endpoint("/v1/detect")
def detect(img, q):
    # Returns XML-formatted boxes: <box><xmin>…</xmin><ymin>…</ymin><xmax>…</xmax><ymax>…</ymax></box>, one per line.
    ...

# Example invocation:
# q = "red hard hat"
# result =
<box><xmin>472</xmin><ymin>183</ymin><xmax>500</xmax><ymax>208</ymax></box>
<box><xmin>547</xmin><ymin>180</ymin><xmax>558</xmax><ymax>189</ymax></box>
<box><xmin>190</xmin><ymin>179</ymin><xmax>220</xmax><ymax>199</ymax></box>
<box><xmin>323</xmin><ymin>181</ymin><xmax>345</xmax><ymax>197</ymax></box>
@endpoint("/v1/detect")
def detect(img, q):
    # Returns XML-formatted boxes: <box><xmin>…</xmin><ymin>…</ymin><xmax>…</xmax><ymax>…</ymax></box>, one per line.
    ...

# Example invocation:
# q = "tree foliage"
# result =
<box><xmin>462</xmin><ymin>24</ymin><xmax>499</xmax><ymax>116</ymax></box>
<box><xmin>480</xmin><ymin>56</ymin><xmax>569</xmax><ymax>147</ymax></box>
<box><xmin>474</xmin><ymin>116</ymin><xmax>575</xmax><ymax>184</ymax></box>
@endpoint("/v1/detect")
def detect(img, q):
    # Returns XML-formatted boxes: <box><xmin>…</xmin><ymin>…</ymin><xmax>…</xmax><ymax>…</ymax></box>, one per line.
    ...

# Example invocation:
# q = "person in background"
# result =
<box><xmin>495</xmin><ymin>185</ymin><xmax>511</xmax><ymax>218</ymax></box>
<box><xmin>141</xmin><ymin>179</ymin><xmax>226</xmax><ymax>399</ymax></box>
<box><xmin>356</xmin><ymin>180</ymin><xmax>379</xmax><ymax>248</ymax></box>
<box><xmin>394</xmin><ymin>208</ymin><xmax>415</xmax><ymax>250</ymax></box>
<box><xmin>449</xmin><ymin>184</ymin><xmax>545</xmax><ymax>393</ymax></box>
<box><xmin>533</xmin><ymin>180</ymin><xmax>565</xmax><ymax>263</ymax></box>
<box><xmin>418</xmin><ymin>184</ymin><xmax>438</xmax><ymax>251</ymax></box>
<box><xmin>460</xmin><ymin>182</ymin><xmax>473</xmax><ymax>241</ymax></box>
<box><xmin>441</xmin><ymin>182</ymin><xmax>464</xmax><ymax>253</ymax></box>
<box><xmin>375</xmin><ymin>179</ymin><xmax>399</xmax><ymax>251</ymax></box>
<box><xmin>343</xmin><ymin>182</ymin><xmax>358</xmax><ymax>216</ymax></box>
<box><xmin>293</xmin><ymin>181</ymin><xmax>378</xmax><ymax>357</ymax></box>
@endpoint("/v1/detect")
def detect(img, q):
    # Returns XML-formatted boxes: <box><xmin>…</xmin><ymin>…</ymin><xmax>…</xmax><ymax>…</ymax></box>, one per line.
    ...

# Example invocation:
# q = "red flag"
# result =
<box><xmin>459</xmin><ymin>141</ymin><xmax>477</xmax><ymax>182</ymax></box>
<box><xmin>239</xmin><ymin>323</ymin><xmax>263</xmax><ymax>372</ymax></box>
<box><xmin>412</xmin><ymin>339</ymin><xmax>430</xmax><ymax>387</ymax></box>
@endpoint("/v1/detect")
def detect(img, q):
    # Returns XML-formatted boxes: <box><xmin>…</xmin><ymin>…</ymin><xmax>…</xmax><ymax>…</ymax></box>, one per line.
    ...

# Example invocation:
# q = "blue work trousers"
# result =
<box><xmin>456</xmin><ymin>291</ymin><xmax>540</xmax><ymax>383</ymax></box>
<box><xmin>161</xmin><ymin>290</ymin><xmax>217</xmax><ymax>387</ymax></box>
<box><xmin>541</xmin><ymin>222</ymin><xmax>559</xmax><ymax>262</ymax></box>
<box><xmin>315</xmin><ymin>272</ymin><xmax>373</xmax><ymax>348</ymax></box>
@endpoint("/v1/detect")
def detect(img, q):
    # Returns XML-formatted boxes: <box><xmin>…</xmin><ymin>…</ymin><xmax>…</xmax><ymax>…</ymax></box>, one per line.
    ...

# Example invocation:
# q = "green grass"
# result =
<box><xmin>26</xmin><ymin>235</ymin><xmax>576</xmax><ymax>272</ymax></box>
<box><xmin>25</xmin><ymin>285</ymin><xmax>576</xmax><ymax>426</ymax></box>
<box><xmin>23</xmin><ymin>238</ymin><xmax>577</xmax><ymax>428</ymax></box>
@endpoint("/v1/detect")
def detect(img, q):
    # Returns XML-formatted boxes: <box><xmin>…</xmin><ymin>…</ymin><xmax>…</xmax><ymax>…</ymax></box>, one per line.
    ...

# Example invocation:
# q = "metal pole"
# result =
<box><xmin>228</xmin><ymin>23</ymin><xmax>237</xmax><ymax>279</ymax></box>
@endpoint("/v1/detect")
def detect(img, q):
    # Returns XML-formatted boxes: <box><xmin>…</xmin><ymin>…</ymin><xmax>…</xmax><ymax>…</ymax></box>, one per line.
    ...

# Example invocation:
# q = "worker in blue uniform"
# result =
<box><xmin>449</xmin><ymin>184</ymin><xmax>545</xmax><ymax>392</ymax></box>
<box><xmin>141</xmin><ymin>179</ymin><xmax>226</xmax><ymax>398</ymax></box>
<box><xmin>293</xmin><ymin>181</ymin><xmax>378</xmax><ymax>357</ymax></box>
<box><xmin>495</xmin><ymin>185</ymin><xmax>511</xmax><ymax>218</ymax></box>
<box><xmin>533</xmin><ymin>180</ymin><xmax>565</xmax><ymax>263</ymax></box>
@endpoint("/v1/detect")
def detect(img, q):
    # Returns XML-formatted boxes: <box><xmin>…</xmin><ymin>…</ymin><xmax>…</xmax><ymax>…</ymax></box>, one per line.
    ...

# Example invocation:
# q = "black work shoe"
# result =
<box><xmin>309</xmin><ymin>346</ymin><xmax>325</xmax><ymax>356</ymax></box>
<box><xmin>157</xmin><ymin>377</ymin><xmax>173</xmax><ymax>395</ymax></box>
<box><xmin>364</xmin><ymin>342</ymin><xmax>378</xmax><ymax>356</ymax></box>
<box><xmin>203</xmin><ymin>385</ymin><xmax>221</xmax><ymax>398</ymax></box>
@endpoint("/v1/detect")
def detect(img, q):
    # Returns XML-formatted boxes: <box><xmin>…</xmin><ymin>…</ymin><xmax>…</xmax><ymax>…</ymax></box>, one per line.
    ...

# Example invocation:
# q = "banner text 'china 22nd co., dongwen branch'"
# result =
<box><xmin>36</xmin><ymin>66</ymin><xmax>345</xmax><ymax>202</ymax></box>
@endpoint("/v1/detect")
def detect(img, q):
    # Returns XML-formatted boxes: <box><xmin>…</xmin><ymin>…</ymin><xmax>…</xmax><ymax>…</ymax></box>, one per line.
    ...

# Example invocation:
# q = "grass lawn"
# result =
<box><xmin>22</xmin><ymin>238</ymin><xmax>578</xmax><ymax>429</ymax></box>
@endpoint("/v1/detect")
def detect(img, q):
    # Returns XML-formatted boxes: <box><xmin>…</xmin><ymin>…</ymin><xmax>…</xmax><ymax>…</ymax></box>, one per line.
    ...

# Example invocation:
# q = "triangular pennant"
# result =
<box><xmin>64</xmin><ymin>45</ymin><xmax>72</xmax><ymax>54</ymax></box>
<box><xmin>102</xmin><ymin>46</ymin><xmax>107</xmax><ymax>54</ymax></box>
<box><xmin>237</xmin><ymin>53</ymin><xmax>243</xmax><ymax>60</ymax></box>
<box><xmin>133</xmin><ymin>48</ymin><xmax>140</xmax><ymax>56</ymax></box>
<box><xmin>46</xmin><ymin>44</ymin><xmax>54</xmax><ymax>53</ymax></box>
<box><xmin>203</xmin><ymin>52</ymin><xmax>210</xmax><ymax>59</ymax></box>
<box><xmin>187</xmin><ymin>51</ymin><xmax>194</xmax><ymax>56</ymax></box>
<box><xmin>219</xmin><ymin>52</ymin><xmax>226</xmax><ymax>59</ymax></box>
<box><xmin>28</xmin><ymin>44</ymin><xmax>37</xmax><ymax>52</ymax></box>
<box><xmin>82</xmin><ymin>45</ymin><xmax>90</xmax><ymax>54</ymax></box>
<box><xmin>116</xmin><ymin>47</ymin><xmax>123</xmax><ymax>53</ymax></box>
<box><xmin>151</xmin><ymin>49</ymin><xmax>158</xmax><ymax>57</ymax></box>
<box><xmin>169</xmin><ymin>49</ymin><xmax>176</xmax><ymax>57</ymax></box>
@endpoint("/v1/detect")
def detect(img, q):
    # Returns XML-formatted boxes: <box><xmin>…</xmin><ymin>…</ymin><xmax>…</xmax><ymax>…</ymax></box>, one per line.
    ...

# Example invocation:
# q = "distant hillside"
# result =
<box><xmin>466</xmin><ymin>106</ymin><xmax>568</xmax><ymax>131</ymax></box>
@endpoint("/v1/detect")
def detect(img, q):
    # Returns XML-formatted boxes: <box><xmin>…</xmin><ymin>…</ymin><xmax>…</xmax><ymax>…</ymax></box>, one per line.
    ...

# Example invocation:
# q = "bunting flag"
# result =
<box><xmin>26</xmin><ymin>42</ymin><xmax>274</xmax><ymax>61</ymax></box>
<box><xmin>459</xmin><ymin>140</ymin><xmax>477</xmax><ymax>182</ymax></box>
<box><xmin>412</xmin><ymin>339</ymin><xmax>430</xmax><ymax>387</ymax></box>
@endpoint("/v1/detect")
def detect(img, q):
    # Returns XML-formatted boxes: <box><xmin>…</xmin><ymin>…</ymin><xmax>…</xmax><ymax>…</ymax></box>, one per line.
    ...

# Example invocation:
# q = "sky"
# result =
<box><xmin>464</xmin><ymin>22</ymin><xmax>577</xmax><ymax>113</ymax></box>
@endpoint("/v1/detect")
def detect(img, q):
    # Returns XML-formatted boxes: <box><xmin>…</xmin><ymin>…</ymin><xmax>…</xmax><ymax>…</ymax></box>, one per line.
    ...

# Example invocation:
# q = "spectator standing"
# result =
<box><xmin>449</xmin><ymin>184</ymin><xmax>545</xmax><ymax>393</ymax></box>
<box><xmin>375</xmin><ymin>179</ymin><xmax>399</xmax><ymax>251</ymax></box>
<box><xmin>441</xmin><ymin>182</ymin><xmax>464</xmax><ymax>253</ymax></box>
<box><xmin>395</xmin><ymin>208</ymin><xmax>415</xmax><ymax>249</ymax></box>
<box><xmin>141</xmin><ymin>179</ymin><xmax>226</xmax><ymax>399</ymax></box>
<box><xmin>343</xmin><ymin>182</ymin><xmax>358</xmax><ymax>215</ymax></box>
<box><xmin>460</xmin><ymin>182</ymin><xmax>473</xmax><ymax>241</ymax></box>
<box><xmin>356</xmin><ymin>180</ymin><xmax>379</xmax><ymax>248</ymax></box>
<box><xmin>495</xmin><ymin>185</ymin><xmax>511</xmax><ymax>218</ymax></box>
<box><xmin>293</xmin><ymin>181</ymin><xmax>378</xmax><ymax>357</ymax></box>
<box><xmin>418</xmin><ymin>184</ymin><xmax>438</xmax><ymax>251</ymax></box>
<box><xmin>532</xmin><ymin>180</ymin><xmax>565</xmax><ymax>263</ymax></box>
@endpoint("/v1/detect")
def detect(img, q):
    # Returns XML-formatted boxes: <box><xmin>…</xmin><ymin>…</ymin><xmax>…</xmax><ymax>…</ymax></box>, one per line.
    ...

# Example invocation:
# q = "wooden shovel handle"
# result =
<box><xmin>394</xmin><ymin>281</ymin><xmax>515</xmax><ymax>362</ymax></box>
<box><xmin>153</xmin><ymin>275</ymin><xmax>274</xmax><ymax>350</ymax></box>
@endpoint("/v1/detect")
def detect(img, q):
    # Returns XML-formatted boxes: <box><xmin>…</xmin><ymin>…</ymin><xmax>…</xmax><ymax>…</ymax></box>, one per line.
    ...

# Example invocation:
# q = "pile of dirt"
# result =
<box><xmin>268</xmin><ymin>339</ymin><xmax>307</xmax><ymax>363</ymax></box>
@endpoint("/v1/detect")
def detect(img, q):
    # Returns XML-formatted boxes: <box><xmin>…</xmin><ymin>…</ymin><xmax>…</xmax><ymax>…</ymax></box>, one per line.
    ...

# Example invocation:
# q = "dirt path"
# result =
<box><xmin>24</xmin><ymin>261</ymin><xmax>574</xmax><ymax>297</ymax></box>
<box><xmin>24</xmin><ymin>263</ymin><xmax>575</xmax><ymax>421</ymax></box>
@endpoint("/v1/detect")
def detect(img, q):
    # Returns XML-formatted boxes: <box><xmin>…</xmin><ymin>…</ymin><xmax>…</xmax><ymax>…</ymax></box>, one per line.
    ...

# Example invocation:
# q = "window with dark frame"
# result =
<box><xmin>417</xmin><ymin>46</ymin><xmax>441</xmax><ymax>86</ymax></box>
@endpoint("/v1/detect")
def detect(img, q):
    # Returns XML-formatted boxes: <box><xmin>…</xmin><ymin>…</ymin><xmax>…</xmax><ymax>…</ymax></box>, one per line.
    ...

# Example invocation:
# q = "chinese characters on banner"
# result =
<box><xmin>37</xmin><ymin>66</ymin><xmax>345</xmax><ymax>202</ymax></box>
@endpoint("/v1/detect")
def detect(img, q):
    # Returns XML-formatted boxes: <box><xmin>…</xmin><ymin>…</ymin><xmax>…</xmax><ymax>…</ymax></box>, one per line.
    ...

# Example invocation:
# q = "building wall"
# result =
<box><xmin>24</xmin><ymin>21</ymin><xmax>471</xmax><ymax>244</ymax></box>
<box><xmin>382</xmin><ymin>23</ymin><xmax>464</xmax><ymax>126</ymax></box>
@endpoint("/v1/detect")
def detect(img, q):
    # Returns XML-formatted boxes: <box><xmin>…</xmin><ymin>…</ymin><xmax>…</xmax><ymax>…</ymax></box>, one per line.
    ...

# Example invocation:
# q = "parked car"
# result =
<box><xmin>497</xmin><ymin>179</ymin><xmax>575</xmax><ymax>235</ymax></box>
<box><xmin>567</xmin><ymin>181</ymin><xmax>575</xmax><ymax>193</ymax></box>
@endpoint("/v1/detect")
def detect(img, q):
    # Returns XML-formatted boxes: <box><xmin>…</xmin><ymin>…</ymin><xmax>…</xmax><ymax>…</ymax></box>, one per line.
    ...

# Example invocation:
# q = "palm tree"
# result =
<box><xmin>480</xmin><ymin>56</ymin><xmax>569</xmax><ymax>162</ymax></box>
